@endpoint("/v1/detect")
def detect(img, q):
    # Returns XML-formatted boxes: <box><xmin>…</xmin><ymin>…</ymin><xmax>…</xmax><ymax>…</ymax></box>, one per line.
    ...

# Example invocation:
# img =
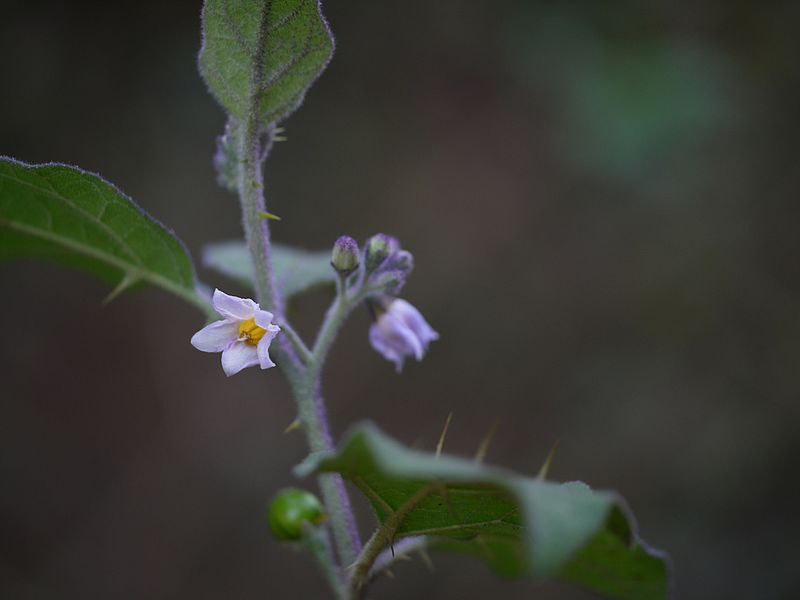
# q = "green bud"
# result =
<box><xmin>364</xmin><ymin>233</ymin><xmax>397</xmax><ymax>273</ymax></box>
<box><xmin>268</xmin><ymin>488</ymin><xmax>325</xmax><ymax>541</ymax></box>
<box><xmin>331</xmin><ymin>235</ymin><xmax>360</xmax><ymax>274</ymax></box>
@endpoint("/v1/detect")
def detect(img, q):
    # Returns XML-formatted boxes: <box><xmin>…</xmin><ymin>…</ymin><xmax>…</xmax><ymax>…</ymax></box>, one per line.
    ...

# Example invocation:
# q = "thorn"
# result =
<box><xmin>284</xmin><ymin>418</ymin><xmax>303</xmax><ymax>434</ymax></box>
<box><xmin>103</xmin><ymin>274</ymin><xmax>137</xmax><ymax>305</ymax></box>
<box><xmin>384</xmin><ymin>569</ymin><xmax>395</xmax><ymax>579</ymax></box>
<box><xmin>274</xmin><ymin>127</ymin><xmax>285</xmax><ymax>134</ymax></box>
<box><xmin>474</xmin><ymin>419</ymin><xmax>500</xmax><ymax>464</ymax></box>
<box><xmin>537</xmin><ymin>440</ymin><xmax>560</xmax><ymax>480</ymax></box>
<box><xmin>258</xmin><ymin>211</ymin><xmax>282</xmax><ymax>221</ymax></box>
<box><xmin>273</xmin><ymin>135</ymin><xmax>288</xmax><ymax>142</ymax></box>
<box><xmin>435</xmin><ymin>412</ymin><xmax>453</xmax><ymax>458</ymax></box>
<box><xmin>390</xmin><ymin>541</ymin><xmax>395</xmax><ymax>557</ymax></box>
<box><xmin>418</xmin><ymin>547</ymin><xmax>435</xmax><ymax>572</ymax></box>
<box><xmin>394</xmin><ymin>554</ymin><xmax>412</xmax><ymax>562</ymax></box>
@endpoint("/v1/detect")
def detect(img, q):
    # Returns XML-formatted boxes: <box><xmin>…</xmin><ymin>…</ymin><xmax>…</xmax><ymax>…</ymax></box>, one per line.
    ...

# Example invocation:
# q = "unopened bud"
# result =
<box><xmin>213</xmin><ymin>118</ymin><xmax>240</xmax><ymax>193</ymax></box>
<box><xmin>375</xmin><ymin>269</ymin><xmax>407</xmax><ymax>295</ymax></box>
<box><xmin>331</xmin><ymin>235</ymin><xmax>360</xmax><ymax>274</ymax></box>
<box><xmin>364</xmin><ymin>233</ymin><xmax>398</xmax><ymax>273</ymax></box>
<box><xmin>268</xmin><ymin>488</ymin><xmax>325</xmax><ymax>541</ymax></box>
<box><xmin>392</xmin><ymin>250</ymin><xmax>414</xmax><ymax>274</ymax></box>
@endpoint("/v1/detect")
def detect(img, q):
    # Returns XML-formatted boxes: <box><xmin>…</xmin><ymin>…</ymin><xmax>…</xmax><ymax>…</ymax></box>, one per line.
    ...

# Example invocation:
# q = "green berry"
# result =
<box><xmin>268</xmin><ymin>488</ymin><xmax>325</xmax><ymax>541</ymax></box>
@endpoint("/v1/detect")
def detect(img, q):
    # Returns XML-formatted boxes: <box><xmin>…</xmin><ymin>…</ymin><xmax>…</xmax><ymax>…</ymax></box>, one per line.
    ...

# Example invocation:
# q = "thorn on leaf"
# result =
<box><xmin>537</xmin><ymin>440</ymin><xmax>560</xmax><ymax>480</ymax></box>
<box><xmin>474</xmin><ymin>419</ymin><xmax>500</xmax><ymax>464</ymax></box>
<box><xmin>103</xmin><ymin>274</ymin><xmax>138</xmax><ymax>305</ymax></box>
<box><xmin>418</xmin><ymin>547</ymin><xmax>435</xmax><ymax>572</ymax></box>
<box><xmin>435</xmin><ymin>412</ymin><xmax>453</xmax><ymax>458</ymax></box>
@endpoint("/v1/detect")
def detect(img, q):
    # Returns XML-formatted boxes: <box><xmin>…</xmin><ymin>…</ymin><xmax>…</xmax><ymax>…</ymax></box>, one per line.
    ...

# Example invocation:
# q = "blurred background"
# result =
<box><xmin>2</xmin><ymin>0</ymin><xmax>799</xmax><ymax>598</ymax></box>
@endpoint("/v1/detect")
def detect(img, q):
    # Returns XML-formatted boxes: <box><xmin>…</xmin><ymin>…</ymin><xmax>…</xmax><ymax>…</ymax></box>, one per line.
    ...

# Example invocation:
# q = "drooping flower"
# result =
<box><xmin>369</xmin><ymin>298</ymin><xmax>439</xmax><ymax>372</ymax></box>
<box><xmin>191</xmin><ymin>289</ymin><xmax>281</xmax><ymax>377</ymax></box>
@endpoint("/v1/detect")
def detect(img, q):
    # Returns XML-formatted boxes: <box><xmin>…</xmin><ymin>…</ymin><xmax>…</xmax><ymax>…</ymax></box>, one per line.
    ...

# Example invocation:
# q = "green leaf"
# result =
<box><xmin>199</xmin><ymin>0</ymin><xmax>334</xmax><ymax>124</ymax></box>
<box><xmin>203</xmin><ymin>240</ymin><xmax>335</xmax><ymax>299</ymax></box>
<box><xmin>0</xmin><ymin>157</ymin><xmax>210</xmax><ymax>314</ymax></box>
<box><xmin>297</xmin><ymin>422</ymin><xmax>670</xmax><ymax>600</ymax></box>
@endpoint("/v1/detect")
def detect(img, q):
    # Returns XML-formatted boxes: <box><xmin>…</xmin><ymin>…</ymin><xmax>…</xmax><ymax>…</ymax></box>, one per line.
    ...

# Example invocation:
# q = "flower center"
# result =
<box><xmin>238</xmin><ymin>318</ymin><xmax>267</xmax><ymax>345</ymax></box>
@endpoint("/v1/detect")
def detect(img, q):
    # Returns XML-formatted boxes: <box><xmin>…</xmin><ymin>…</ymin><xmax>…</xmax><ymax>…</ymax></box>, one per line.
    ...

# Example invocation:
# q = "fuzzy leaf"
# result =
<box><xmin>297</xmin><ymin>422</ymin><xmax>670</xmax><ymax>600</ymax></box>
<box><xmin>0</xmin><ymin>158</ymin><xmax>209</xmax><ymax>313</ymax></box>
<box><xmin>199</xmin><ymin>0</ymin><xmax>334</xmax><ymax>124</ymax></box>
<box><xmin>203</xmin><ymin>240</ymin><xmax>334</xmax><ymax>299</ymax></box>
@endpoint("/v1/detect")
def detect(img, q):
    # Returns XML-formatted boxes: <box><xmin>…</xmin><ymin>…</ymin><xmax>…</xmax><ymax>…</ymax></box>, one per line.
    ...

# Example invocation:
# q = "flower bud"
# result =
<box><xmin>268</xmin><ymin>488</ymin><xmax>325</xmax><ymax>541</ymax></box>
<box><xmin>369</xmin><ymin>297</ymin><xmax>439</xmax><ymax>372</ymax></box>
<box><xmin>392</xmin><ymin>250</ymin><xmax>414</xmax><ymax>274</ymax></box>
<box><xmin>372</xmin><ymin>269</ymin><xmax>407</xmax><ymax>295</ymax></box>
<box><xmin>331</xmin><ymin>235</ymin><xmax>360</xmax><ymax>275</ymax></box>
<box><xmin>213</xmin><ymin>118</ymin><xmax>239</xmax><ymax>193</ymax></box>
<box><xmin>364</xmin><ymin>233</ymin><xmax>398</xmax><ymax>273</ymax></box>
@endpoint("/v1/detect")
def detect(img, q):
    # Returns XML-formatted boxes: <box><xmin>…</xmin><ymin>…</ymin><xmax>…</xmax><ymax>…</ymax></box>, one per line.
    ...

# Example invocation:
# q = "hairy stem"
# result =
<box><xmin>237</xmin><ymin>100</ymin><xmax>361</xmax><ymax>579</ymax></box>
<box><xmin>235</xmin><ymin>13</ymin><xmax>363</xmax><ymax>584</ymax></box>
<box><xmin>304</xmin><ymin>526</ymin><xmax>346</xmax><ymax>600</ymax></box>
<box><xmin>237</xmin><ymin>119</ymin><xmax>281</xmax><ymax>316</ymax></box>
<box><xmin>313</xmin><ymin>283</ymin><xmax>376</xmax><ymax>366</ymax></box>
<box><xmin>289</xmin><ymin>372</ymin><xmax>361</xmax><ymax>568</ymax></box>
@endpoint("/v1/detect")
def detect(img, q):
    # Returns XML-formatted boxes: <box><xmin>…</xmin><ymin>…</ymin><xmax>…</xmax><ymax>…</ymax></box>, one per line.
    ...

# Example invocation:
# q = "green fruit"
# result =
<box><xmin>268</xmin><ymin>488</ymin><xmax>325</xmax><ymax>541</ymax></box>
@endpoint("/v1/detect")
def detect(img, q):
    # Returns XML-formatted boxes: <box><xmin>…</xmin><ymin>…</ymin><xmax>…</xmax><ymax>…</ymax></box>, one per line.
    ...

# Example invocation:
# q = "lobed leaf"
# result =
<box><xmin>199</xmin><ymin>0</ymin><xmax>334</xmax><ymax>124</ymax></box>
<box><xmin>297</xmin><ymin>422</ymin><xmax>671</xmax><ymax>600</ymax></box>
<box><xmin>203</xmin><ymin>239</ymin><xmax>334</xmax><ymax>299</ymax></box>
<box><xmin>0</xmin><ymin>157</ymin><xmax>209</xmax><ymax>313</ymax></box>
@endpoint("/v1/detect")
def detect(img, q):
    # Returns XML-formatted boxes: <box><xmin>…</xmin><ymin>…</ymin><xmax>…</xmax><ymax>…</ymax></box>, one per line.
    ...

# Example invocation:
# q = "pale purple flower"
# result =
<box><xmin>191</xmin><ymin>289</ymin><xmax>281</xmax><ymax>377</ymax></box>
<box><xmin>369</xmin><ymin>298</ymin><xmax>439</xmax><ymax>372</ymax></box>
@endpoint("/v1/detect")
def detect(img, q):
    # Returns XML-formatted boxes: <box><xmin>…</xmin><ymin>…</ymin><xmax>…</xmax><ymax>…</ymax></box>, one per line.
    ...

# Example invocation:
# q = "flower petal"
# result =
<box><xmin>221</xmin><ymin>341</ymin><xmax>259</xmax><ymax>376</ymax></box>
<box><xmin>253</xmin><ymin>308</ymin><xmax>276</xmax><ymax>329</ymax></box>
<box><xmin>384</xmin><ymin>313</ymin><xmax>425</xmax><ymax>359</ymax></box>
<box><xmin>369</xmin><ymin>322</ymin><xmax>406</xmax><ymax>372</ymax></box>
<box><xmin>256</xmin><ymin>325</ymin><xmax>281</xmax><ymax>369</ymax></box>
<box><xmin>391</xmin><ymin>299</ymin><xmax>440</xmax><ymax>350</ymax></box>
<box><xmin>369</xmin><ymin>313</ymin><xmax>424</xmax><ymax>372</ymax></box>
<box><xmin>213</xmin><ymin>289</ymin><xmax>257</xmax><ymax>320</ymax></box>
<box><xmin>191</xmin><ymin>320</ymin><xmax>239</xmax><ymax>352</ymax></box>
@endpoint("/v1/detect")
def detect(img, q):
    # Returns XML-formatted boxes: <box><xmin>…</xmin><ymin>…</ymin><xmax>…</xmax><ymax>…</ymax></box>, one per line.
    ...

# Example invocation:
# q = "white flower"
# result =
<box><xmin>191</xmin><ymin>289</ymin><xmax>281</xmax><ymax>377</ymax></box>
<box><xmin>369</xmin><ymin>298</ymin><xmax>439</xmax><ymax>372</ymax></box>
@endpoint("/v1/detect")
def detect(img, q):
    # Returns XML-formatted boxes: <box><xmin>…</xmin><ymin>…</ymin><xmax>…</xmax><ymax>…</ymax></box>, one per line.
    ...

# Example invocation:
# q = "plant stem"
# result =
<box><xmin>279</xmin><ymin>320</ymin><xmax>313</xmax><ymax>363</ymax></box>
<box><xmin>304</xmin><ymin>527</ymin><xmax>347</xmax><ymax>600</ymax></box>
<box><xmin>313</xmin><ymin>284</ymin><xmax>376</xmax><ymax>367</ymax></box>
<box><xmin>289</xmin><ymin>377</ymin><xmax>361</xmax><ymax>568</ymax></box>
<box><xmin>237</xmin><ymin>119</ymin><xmax>281</xmax><ymax>317</ymax></box>
<box><xmin>236</xmin><ymin>109</ymin><xmax>361</xmax><ymax>582</ymax></box>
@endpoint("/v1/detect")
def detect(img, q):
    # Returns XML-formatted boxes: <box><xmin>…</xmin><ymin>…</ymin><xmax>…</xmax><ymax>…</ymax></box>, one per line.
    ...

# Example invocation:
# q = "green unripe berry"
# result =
<box><xmin>268</xmin><ymin>488</ymin><xmax>325</xmax><ymax>541</ymax></box>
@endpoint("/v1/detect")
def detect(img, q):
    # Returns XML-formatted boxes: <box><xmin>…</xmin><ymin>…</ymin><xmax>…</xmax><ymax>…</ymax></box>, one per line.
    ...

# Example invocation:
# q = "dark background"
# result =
<box><xmin>2</xmin><ymin>1</ymin><xmax>799</xmax><ymax>598</ymax></box>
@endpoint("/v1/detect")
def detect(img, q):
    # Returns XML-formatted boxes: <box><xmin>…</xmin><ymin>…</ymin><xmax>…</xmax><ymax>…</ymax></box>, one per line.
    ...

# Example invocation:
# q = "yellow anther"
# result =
<box><xmin>238</xmin><ymin>318</ymin><xmax>267</xmax><ymax>345</ymax></box>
